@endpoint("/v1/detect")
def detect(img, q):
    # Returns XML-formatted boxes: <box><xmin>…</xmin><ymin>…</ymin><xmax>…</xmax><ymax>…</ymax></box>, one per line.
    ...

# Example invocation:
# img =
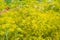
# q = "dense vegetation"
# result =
<box><xmin>0</xmin><ymin>0</ymin><xmax>60</xmax><ymax>40</ymax></box>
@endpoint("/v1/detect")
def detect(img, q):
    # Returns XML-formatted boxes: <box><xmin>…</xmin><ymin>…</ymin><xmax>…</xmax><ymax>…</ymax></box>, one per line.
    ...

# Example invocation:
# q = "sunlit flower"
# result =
<box><xmin>0</xmin><ymin>31</ymin><xmax>5</xmax><ymax>35</ymax></box>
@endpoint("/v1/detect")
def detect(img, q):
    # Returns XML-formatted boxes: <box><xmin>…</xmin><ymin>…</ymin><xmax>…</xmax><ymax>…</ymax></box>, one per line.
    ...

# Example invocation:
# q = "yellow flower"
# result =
<box><xmin>8</xmin><ymin>28</ymin><xmax>15</xmax><ymax>32</ymax></box>
<box><xmin>16</xmin><ymin>38</ymin><xmax>20</xmax><ymax>40</ymax></box>
<box><xmin>0</xmin><ymin>0</ymin><xmax>4</xmax><ymax>2</ymax></box>
<box><xmin>17</xmin><ymin>28</ymin><xmax>23</xmax><ymax>32</ymax></box>
<box><xmin>1</xmin><ymin>24</ymin><xmax>6</xmax><ymax>29</ymax></box>
<box><xmin>0</xmin><ymin>31</ymin><xmax>5</xmax><ymax>35</ymax></box>
<box><xmin>1</xmin><ymin>24</ymin><xmax>11</xmax><ymax>29</ymax></box>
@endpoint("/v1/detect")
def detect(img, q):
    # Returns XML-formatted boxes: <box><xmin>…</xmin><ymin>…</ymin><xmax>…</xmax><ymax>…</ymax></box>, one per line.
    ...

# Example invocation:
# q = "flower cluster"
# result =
<box><xmin>0</xmin><ymin>0</ymin><xmax>60</xmax><ymax>40</ymax></box>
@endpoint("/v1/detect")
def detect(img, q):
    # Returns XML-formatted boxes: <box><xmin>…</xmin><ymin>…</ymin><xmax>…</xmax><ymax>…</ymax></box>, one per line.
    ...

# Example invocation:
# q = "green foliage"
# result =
<box><xmin>5</xmin><ymin>0</ymin><xmax>11</xmax><ymax>5</ymax></box>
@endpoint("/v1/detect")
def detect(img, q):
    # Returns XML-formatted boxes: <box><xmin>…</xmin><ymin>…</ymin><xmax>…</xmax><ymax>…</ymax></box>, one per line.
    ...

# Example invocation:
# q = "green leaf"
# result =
<box><xmin>5</xmin><ymin>0</ymin><xmax>11</xmax><ymax>5</ymax></box>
